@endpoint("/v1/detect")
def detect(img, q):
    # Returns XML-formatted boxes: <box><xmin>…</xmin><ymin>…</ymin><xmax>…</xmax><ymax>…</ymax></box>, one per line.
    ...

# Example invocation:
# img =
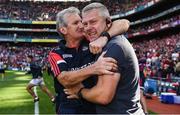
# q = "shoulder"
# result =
<box><xmin>30</xmin><ymin>62</ymin><xmax>36</xmax><ymax>66</ymax></box>
<box><xmin>105</xmin><ymin>35</ymin><xmax>126</xmax><ymax>50</ymax></box>
<box><xmin>103</xmin><ymin>36</ymin><xmax>128</xmax><ymax>59</ymax></box>
<box><xmin>51</xmin><ymin>47</ymin><xmax>61</xmax><ymax>52</ymax></box>
<box><xmin>110</xmin><ymin>35</ymin><xmax>128</xmax><ymax>44</ymax></box>
<box><xmin>108</xmin><ymin>35</ymin><xmax>132</xmax><ymax>51</ymax></box>
<box><xmin>49</xmin><ymin>47</ymin><xmax>63</xmax><ymax>56</ymax></box>
<box><xmin>48</xmin><ymin>48</ymin><xmax>65</xmax><ymax>62</ymax></box>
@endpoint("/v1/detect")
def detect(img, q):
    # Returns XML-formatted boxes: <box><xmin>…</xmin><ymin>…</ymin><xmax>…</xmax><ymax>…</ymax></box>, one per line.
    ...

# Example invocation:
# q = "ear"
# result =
<box><xmin>106</xmin><ymin>18</ymin><xmax>112</xmax><ymax>28</ymax></box>
<box><xmin>59</xmin><ymin>27</ymin><xmax>67</xmax><ymax>35</ymax></box>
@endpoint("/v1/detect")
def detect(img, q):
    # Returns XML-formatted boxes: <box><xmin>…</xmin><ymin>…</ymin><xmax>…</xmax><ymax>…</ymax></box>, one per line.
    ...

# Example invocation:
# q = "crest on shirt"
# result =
<box><xmin>82</xmin><ymin>46</ymin><xmax>88</xmax><ymax>51</ymax></box>
<box><xmin>62</xmin><ymin>54</ymin><xmax>73</xmax><ymax>58</ymax></box>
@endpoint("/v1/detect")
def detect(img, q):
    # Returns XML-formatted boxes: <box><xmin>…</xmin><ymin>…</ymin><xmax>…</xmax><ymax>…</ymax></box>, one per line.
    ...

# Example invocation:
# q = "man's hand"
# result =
<box><xmin>89</xmin><ymin>36</ymin><xmax>108</xmax><ymax>54</ymax></box>
<box><xmin>92</xmin><ymin>51</ymin><xmax>118</xmax><ymax>75</ymax></box>
<box><xmin>64</xmin><ymin>83</ymin><xmax>84</xmax><ymax>99</ymax></box>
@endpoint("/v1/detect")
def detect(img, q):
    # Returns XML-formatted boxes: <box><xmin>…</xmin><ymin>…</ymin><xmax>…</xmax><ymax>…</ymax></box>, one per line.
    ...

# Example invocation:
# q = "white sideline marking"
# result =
<box><xmin>34</xmin><ymin>86</ymin><xmax>39</xmax><ymax>115</ymax></box>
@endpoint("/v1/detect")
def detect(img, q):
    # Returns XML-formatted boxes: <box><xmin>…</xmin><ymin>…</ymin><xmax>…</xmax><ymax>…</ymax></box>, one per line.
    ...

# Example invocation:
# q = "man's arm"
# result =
<box><xmin>89</xmin><ymin>19</ymin><xmax>130</xmax><ymax>54</ymax></box>
<box><xmin>49</xmin><ymin>51</ymin><xmax>118</xmax><ymax>88</ymax></box>
<box><xmin>57</xmin><ymin>59</ymin><xmax>117</xmax><ymax>88</ymax></box>
<box><xmin>80</xmin><ymin>42</ymin><xmax>126</xmax><ymax>104</ymax></box>
<box><xmin>66</xmin><ymin>73</ymin><xmax>120</xmax><ymax>105</ymax></box>
<box><xmin>65</xmin><ymin>44</ymin><xmax>125</xmax><ymax>104</ymax></box>
<box><xmin>79</xmin><ymin>73</ymin><xmax>120</xmax><ymax>105</ymax></box>
<box><xmin>108</xmin><ymin>19</ymin><xmax>130</xmax><ymax>37</ymax></box>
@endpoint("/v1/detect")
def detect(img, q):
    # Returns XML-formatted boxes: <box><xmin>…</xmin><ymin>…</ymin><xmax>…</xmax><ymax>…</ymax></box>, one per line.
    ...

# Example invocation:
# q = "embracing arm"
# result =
<box><xmin>66</xmin><ymin>44</ymin><xmax>123</xmax><ymax>104</ymax></box>
<box><xmin>80</xmin><ymin>73</ymin><xmax>120</xmax><ymax>105</ymax></box>
<box><xmin>108</xmin><ymin>19</ymin><xmax>130</xmax><ymax>37</ymax></box>
<box><xmin>89</xmin><ymin>19</ymin><xmax>130</xmax><ymax>54</ymax></box>
<box><xmin>57</xmin><ymin>52</ymin><xmax>117</xmax><ymax>88</ymax></box>
<box><xmin>57</xmin><ymin>62</ymin><xmax>110</xmax><ymax>88</ymax></box>
<box><xmin>57</xmin><ymin>66</ymin><xmax>93</xmax><ymax>88</ymax></box>
<box><xmin>48</xmin><ymin>51</ymin><xmax>96</xmax><ymax>88</ymax></box>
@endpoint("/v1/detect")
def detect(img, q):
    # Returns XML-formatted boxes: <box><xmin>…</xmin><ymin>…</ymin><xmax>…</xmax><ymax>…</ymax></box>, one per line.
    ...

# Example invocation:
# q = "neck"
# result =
<box><xmin>66</xmin><ymin>38</ymin><xmax>81</xmax><ymax>48</ymax></box>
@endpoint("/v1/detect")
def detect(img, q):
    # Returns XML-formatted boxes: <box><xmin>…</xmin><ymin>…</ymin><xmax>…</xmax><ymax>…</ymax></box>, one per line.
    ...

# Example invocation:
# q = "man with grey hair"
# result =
<box><xmin>65</xmin><ymin>3</ymin><xmax>144</xmax><ymax>114</ymax></box>
<box><xmin>48</xmin><ymin>6</ymin><xmax>130</xmax><ymax>114</ymax></box>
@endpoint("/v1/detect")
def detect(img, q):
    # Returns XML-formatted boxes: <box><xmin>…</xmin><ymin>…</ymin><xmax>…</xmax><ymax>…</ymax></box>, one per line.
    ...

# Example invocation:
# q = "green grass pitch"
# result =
<box><xmin>0</xmin><ymin>70</ymin><xmax>156</xmax><ymax>114</ymax></box>
<box><xmin>0</xmin><ymin>70</ymin><xmax>55</xmax><ymax>114</ymax></box>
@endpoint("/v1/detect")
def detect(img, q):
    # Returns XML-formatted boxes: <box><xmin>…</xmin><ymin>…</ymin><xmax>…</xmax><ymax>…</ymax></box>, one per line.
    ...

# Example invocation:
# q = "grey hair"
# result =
<box><xmin>56</xmin><ymin>7</ymin><xmax>80</xmax><ymax>35</ymax></box>
<box><xmin>82</xmin><ymin>2</ymin><xmax>110</xmax><ymax>19</ymax></box>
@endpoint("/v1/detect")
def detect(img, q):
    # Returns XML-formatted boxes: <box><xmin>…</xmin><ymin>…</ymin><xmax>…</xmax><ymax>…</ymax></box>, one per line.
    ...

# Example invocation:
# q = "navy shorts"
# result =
<box><xmin>0</xmin><ymin>69</ymin><xmax>5</xmax><ymax>73</ymax></box>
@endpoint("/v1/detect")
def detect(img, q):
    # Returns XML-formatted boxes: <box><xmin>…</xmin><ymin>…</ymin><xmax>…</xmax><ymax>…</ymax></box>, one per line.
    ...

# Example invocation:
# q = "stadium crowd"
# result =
<box><xmin>128</xmin><ymin>15</ymin><xmax>180</xmax><ymax>34</ymax></box>
<box><xmin>0</xmin><ymin>33</ymin><xmax>179</xmax><ymax>82</ymax></box>
<box><xmin>0</xmin><ymin>43</ymin><xmax>53</xmax><ymax>71</ymax></box>
<box><xmin>133</xmin><ymin>33</ymin><xmax>179</xmax><ymax>86</ymax></box>
<box><xmin>0</xmin><ymin>0</ymin><xmax>152</xmax><ymax>21</ymax></box>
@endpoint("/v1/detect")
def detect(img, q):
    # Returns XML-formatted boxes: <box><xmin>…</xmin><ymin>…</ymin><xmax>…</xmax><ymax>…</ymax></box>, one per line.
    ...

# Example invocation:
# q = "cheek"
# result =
<box><xmin>83</xmin><ymin>26</ymin><xmax>89</xmax><ymax>33</ymax></box>
<box><xmin>84</xmin><ymin>33</ymin><xmax>91</xmax><ymax>40</ymax></box>
<box><xmin>85</xmin><ymin>37</ymin><xmax>91</xmax><ymax>41</ymax></box>
<box><xmin>96</xmin><ymin>23</ymin><xmax>105</xmax><ymax>34</ymax></box>
<box><xmin>71</xmin><ymin>28</ymin><xmax>78</xmax><ymax>34</ymax></box>
<box><xmin>96</xmin><ymin>27</ymin><xmax>103</xmax><ymax>36</ymax></box>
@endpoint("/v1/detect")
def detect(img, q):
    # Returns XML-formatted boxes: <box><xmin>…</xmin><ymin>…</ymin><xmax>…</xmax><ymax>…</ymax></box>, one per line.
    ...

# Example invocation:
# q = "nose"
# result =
<box><xmin>79</xmin><ymin>22</ymin><xmax>84</xmax><ymax>29</ymax></box>
<box><xmin>84</xmin><ymin>23</ymin><xmax>91</xmax><ymax>32</ymax></box>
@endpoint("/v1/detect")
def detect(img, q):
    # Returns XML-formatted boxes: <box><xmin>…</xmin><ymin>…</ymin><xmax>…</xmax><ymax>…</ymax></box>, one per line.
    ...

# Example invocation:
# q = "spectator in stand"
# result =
<box><xmin>128</xmin><ymin>15</ymin><xmax>179</xmax><ymax>34</ymax></box>
<box><xmin>133</xmin><ymin>33</ymin><xmax>179</xmax><ymax>82</ymax></box>
<box><xmin>0</xmin><ymin>43</ymin><xmax>53</xmax><ymax>71</ymax></box>
<box><xmin>0</xmin><ymin>0</ymin><xmax>154</xmax><ymax>21</ymax></box>
<box><xmin>0</xmin><ymin>32</ymin><xmax>179</xmax><ymax>85</ymax></box>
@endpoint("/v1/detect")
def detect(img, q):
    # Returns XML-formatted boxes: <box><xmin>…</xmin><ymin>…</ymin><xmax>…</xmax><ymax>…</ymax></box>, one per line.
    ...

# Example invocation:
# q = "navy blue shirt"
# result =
<box><xmin>29</xmin><ymin>61</ymin><xmax>43</xmax><ymax>79</ymax></box>
<box><xmin>95</xmin><ymin>35</ymin><xmax>143</xmax><ymax>114</ymax></box>
<box><xmin>48</xmin><ymin>39</ymin><xmax>96</xmax><ymax>114</ymax></box>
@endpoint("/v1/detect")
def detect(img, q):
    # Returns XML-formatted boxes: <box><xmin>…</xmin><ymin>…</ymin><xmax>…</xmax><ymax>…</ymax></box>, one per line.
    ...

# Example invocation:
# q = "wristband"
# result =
<box><xmin>100</xmin><ymin>31</ymin><xmax>111</xmax><ymax>41</ymax></box>
<box><xmin>78</xmin><ymin>87</ymin><xmax>84</xmax><ymax>99</ymax></box>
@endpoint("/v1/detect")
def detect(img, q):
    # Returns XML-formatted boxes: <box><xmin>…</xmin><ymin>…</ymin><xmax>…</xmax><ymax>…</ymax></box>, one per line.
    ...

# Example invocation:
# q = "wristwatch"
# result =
<box><xmin>78</xmin><ymin>87</ymin><xmax>84</xmax><ymax>99</ymax></box>
<box><xmin>100</xmin><ymin>31</ymin><xmax>111</xmax><ymax>40</ymax></box>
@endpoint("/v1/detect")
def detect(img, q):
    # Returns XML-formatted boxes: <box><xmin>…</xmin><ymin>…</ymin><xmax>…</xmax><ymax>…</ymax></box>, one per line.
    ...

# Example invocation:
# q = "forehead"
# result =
<box><xmin>82</xmin><ymin>9</ymin><xmax>101</xmax><ymax>22</ymax></box>
<box><xmin>65</xmin><ymin>13</ymin><xmax>82</xmax><ymax>23</ymax></box>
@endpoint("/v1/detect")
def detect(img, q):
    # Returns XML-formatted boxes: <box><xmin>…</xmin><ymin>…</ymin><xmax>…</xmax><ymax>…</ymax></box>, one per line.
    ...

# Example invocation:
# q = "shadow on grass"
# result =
<box><xmin>0</xmin><ymin>70</ymin><xmax>56</xmax><ymax>114</ymax></box>
<box><xmin>0</xmin><ymin>71</ymin><xmax>34</xmax><ymax>114</ymax></box>
<box><xmin>0</xmin><ymin>103</ymin><xmax>34</xmax><ymax>114</ymax></box>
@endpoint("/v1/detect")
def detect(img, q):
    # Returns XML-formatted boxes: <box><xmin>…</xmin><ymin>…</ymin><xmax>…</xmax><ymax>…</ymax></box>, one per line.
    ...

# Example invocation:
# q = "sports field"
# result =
<box><xmin>1</xmin><ymin>70</ymin><xmax>170</xmax><ymax>114</ymax></box>
<box><xmin>0</xmin><ymin>70</ymin><xmax>55</xmax><ymax>114</ymax></box>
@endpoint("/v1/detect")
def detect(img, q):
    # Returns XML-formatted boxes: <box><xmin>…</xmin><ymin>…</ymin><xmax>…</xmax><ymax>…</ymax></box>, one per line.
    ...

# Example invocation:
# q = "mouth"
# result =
<box><xmin>87</xmin><ymin>32</ymin><xmax>97</xmax><ymax>37</ymax></box>
<box><xmin>77</xmin><ymin>30</ymin><xmax>84</xmax><ymax>34</ymax></box>
<box><xmin>86</xmin><ymin>34</ymin><xmax>97</xmax><ymax>42</ymax></box>
<box><xmin>87</xmin><ymin>31</ymin><xmax>96</xmax><ymax>35</ymax></box>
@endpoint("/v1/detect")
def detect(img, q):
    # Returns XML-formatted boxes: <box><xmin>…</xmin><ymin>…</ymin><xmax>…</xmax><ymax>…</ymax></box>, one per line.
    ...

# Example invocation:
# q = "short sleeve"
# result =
<box><xmin>48</xmin><ymin>51</ymin><xmax>68</xmax><ymax>77</ymax></box>
<box><xmin>104</xmin><ymin>44</ymin><xmax>126</xmax><ymax>74</ymax></box>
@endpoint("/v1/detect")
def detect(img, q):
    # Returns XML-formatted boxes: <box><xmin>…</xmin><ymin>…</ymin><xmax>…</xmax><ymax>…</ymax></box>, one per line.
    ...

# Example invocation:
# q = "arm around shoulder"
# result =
<box><xmin>57</xmin><ymin>54</ymin><xmax>118</xmax><ymax>88</ymax></box>
<box><xmin>108</xmin><ymin>19</ymin><xmax>130</xmax><ymax>37</ymax></box>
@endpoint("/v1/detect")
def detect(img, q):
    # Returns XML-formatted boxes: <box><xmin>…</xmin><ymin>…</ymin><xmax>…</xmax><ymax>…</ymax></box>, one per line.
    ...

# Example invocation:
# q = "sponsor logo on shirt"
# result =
<box><xmin>82</xmin><ymin>46</ymin><xmax>88</xmax><ymax>51</ymax></box>
<box><xmin>70</xmin><ymin>61</ymin><xmax>95</xmax><ymax>71</ymax></box>
<box><xmin>57</xmin><ymin>60</ymin><xmax>66</xmax><ymax>64</ymax></box>
<box><xmin>62</xmin><ymin>54</ymin><xmax>73</xmax><ymax>58</ymax></box>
